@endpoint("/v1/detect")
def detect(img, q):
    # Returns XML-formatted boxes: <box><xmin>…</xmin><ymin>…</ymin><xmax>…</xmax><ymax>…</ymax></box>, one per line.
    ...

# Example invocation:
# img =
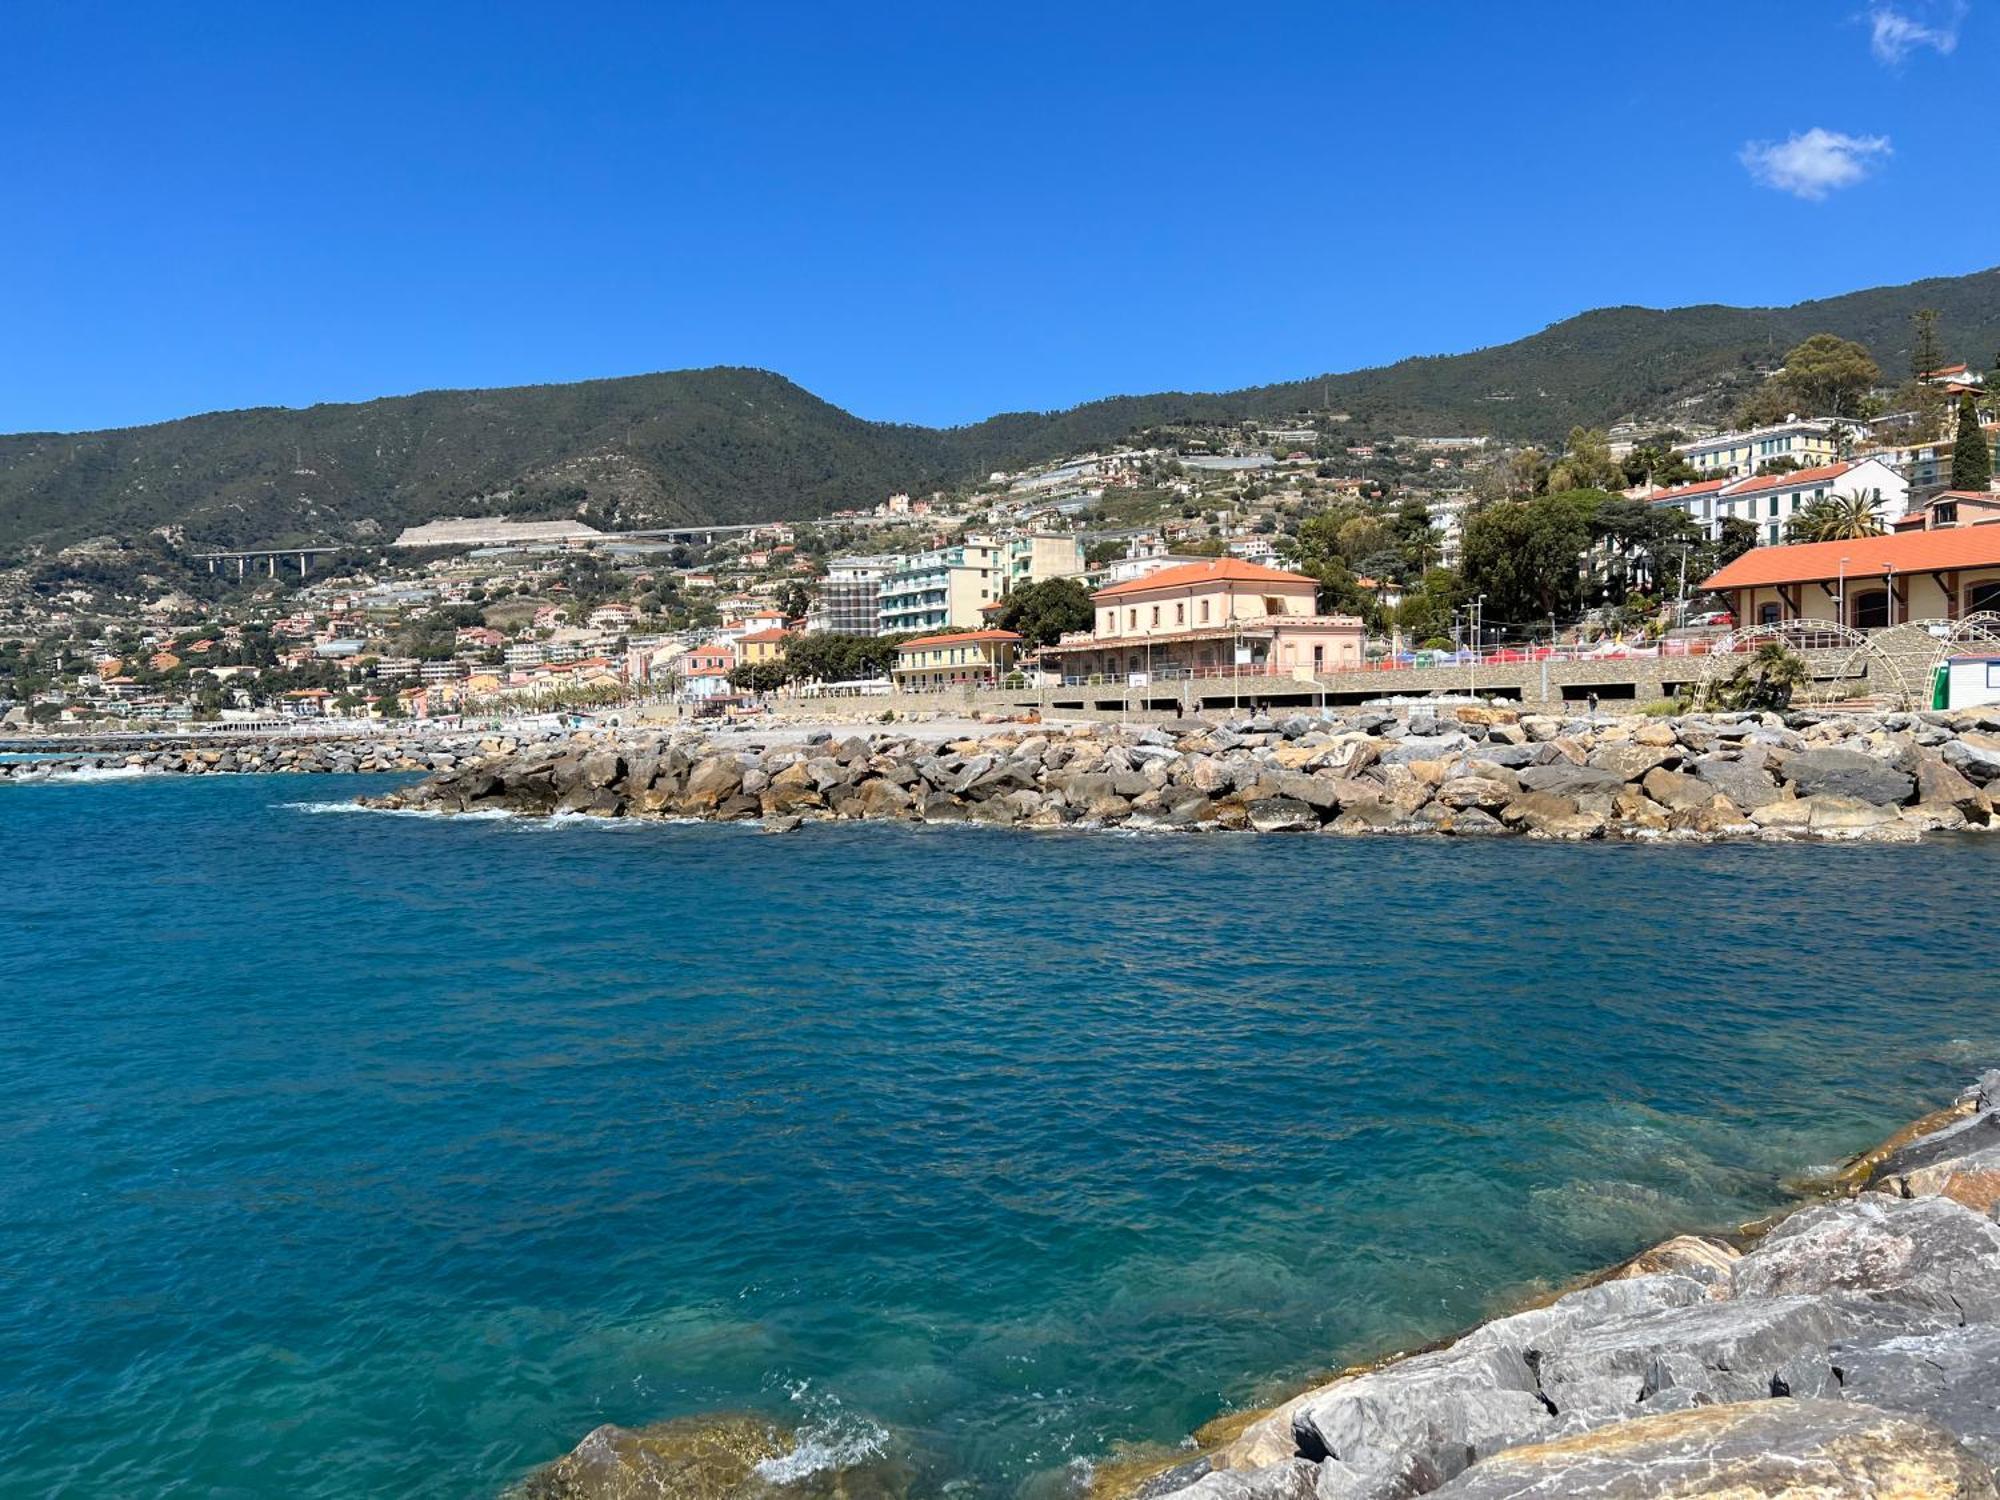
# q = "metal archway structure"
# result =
<box><xmin>1687</xmin><ymin>619</ymin><xmax>1915</xmax><ymax>712</ymax></box>
<box><xmin>1826</xmin><ymin>613</ymin><xmax>2000</xmax><ymax>711</ymax></box>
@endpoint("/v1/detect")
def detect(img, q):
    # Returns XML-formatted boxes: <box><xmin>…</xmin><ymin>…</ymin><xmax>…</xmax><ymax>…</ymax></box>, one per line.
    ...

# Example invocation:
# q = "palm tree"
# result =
<box><xmin>1787</xmin><ymin>490</ymin><xmax>1884</xmax><ymax>544</ymax></box>
<box><xmin>1714</xmin><ymin>640</ymin><xmax>1811</xmax><ymax>711</ymax></box>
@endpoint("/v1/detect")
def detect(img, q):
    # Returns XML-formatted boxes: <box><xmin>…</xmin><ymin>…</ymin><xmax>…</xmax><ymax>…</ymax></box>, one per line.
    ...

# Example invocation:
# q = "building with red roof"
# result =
<box><xmin>891</xmin><ymin>629</ymin><xmax>1024</xmax><ymax>691</ymax></box>
<box><xmin>1702</xmin><ymin>522</ymin><xmax>2000</xmax><ymax>629</ymax></box>
<box><xmin>1042</xmin><ymin>557</ymin><xmax>1364</xmax><ymax>682</ymax></box>
<box><xmin>1648</xmin><ymin>458</ymin><xmax>1911</xmax><ymax>545</ymax></box>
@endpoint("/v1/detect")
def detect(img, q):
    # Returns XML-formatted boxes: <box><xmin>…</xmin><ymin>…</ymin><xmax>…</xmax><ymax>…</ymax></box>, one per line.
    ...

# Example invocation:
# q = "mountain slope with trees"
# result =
<box><xmin>3</xmin><ymin>265</ymin><xmax>1997</xmax><ymax>553</ymax></box>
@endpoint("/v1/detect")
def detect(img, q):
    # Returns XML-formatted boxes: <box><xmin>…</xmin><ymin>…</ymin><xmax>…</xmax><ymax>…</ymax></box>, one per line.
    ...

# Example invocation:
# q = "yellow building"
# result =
<box><xmin>891</xmin><ymin>629</ymin><xmax>1023</xmax><ymax>690</ymax></box>
<box><xmin>737</xmin><ymin>627</ymin><xmax>791</xmax><ymax>667</ymax></box>
<box><xmin>1682</xmin><ymin>420</ymin><xmax>1841</xmax><ymax>477</ymax></box>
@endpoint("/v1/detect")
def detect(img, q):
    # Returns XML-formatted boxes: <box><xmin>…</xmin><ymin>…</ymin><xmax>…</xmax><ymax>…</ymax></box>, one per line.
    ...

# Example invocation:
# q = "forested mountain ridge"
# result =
<box><xmin>4</xmin><ymin>265</ymin><xmax>1997</xmax><ymax>553</ymax></box>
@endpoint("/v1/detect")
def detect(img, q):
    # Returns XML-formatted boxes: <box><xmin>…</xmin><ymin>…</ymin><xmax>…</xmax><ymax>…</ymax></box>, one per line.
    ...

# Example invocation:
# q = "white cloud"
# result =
<box><xmin>1739</xmin><ymin>128</ymin><xmax>1892</xmax><ymax>200</ymax></box>
<box><xmin>1867</xmin><ymin>1</ymin><xmax>1966</xmax><ymax>64</ymax></box>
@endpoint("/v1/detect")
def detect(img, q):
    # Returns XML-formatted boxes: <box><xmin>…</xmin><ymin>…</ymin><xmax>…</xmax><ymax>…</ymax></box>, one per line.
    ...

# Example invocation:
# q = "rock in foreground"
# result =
<box><xmin>1424</xmin><ymin>1399</ymin><xmax>1997</xmax><ymax>1498</ymax></box>
<box><xmin>1130</xmin><ymin>1072</ymin><xmax>2000</xmax><ymax>1500</ymax></box>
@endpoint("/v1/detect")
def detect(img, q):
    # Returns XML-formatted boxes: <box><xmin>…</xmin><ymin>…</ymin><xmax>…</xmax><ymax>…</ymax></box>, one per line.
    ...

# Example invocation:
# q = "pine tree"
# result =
<box><xmin>1951</xmin><ymin>392</ymin><xmax>1992</xmax><ymax>492</ymax></box>
<box><xmin>1911</xmin><ymin>308</ymin><xmax>1945</xmax><ymax>380</ymax></box>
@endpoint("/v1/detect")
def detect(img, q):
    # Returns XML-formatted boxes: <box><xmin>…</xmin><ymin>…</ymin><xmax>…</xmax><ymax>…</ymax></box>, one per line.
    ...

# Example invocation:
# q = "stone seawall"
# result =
<box><xmin>365</xmin><ymin>704</ymin><xmax>2000</xmax><ymax>844</ymax></box>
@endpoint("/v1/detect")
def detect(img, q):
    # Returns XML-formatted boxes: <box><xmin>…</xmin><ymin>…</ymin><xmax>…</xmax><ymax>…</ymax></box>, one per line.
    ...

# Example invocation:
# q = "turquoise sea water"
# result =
<box><xmin>2</xmin><ymin>773</ymin><xmax>1997</xmax><ymax>1497</ymax></box>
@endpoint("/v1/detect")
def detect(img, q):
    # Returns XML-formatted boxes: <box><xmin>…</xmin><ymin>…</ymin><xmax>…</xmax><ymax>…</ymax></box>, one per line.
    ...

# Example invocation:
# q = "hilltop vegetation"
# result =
<box><xmin>2</xmin><ymin>265</ymin><xmax>1996</xmax><ymax>554</ymax></box>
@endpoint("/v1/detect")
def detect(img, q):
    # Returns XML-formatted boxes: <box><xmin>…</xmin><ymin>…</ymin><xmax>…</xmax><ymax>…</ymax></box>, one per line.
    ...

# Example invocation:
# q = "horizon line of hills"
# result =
<box><xmin>2</xmin><ymin>262</ymin><xmax>1997</xmax><ymax>555</ymax></box>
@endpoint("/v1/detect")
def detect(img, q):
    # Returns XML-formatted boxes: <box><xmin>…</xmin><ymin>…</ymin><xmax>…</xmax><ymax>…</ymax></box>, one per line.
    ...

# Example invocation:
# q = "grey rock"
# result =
<box><xmin>1732</xmin><ymin>1195</ymin><xmax>2000</xmax><ymax>1323</ymax></box>
<box><xmin>1150</xmin><ymin>1458</ymin><xmax>1319</xmax><ymax>1500</ymax></box>
<box><xmin>1459</xmin><ymin>1274</ymin><xmax>1712</xmax><ymax>1363</ymax></box>
<box><xmin>1292</xmin><ymin>1343</ymin><xmax>1551</xmax><ymax>1487</ymax></box>
<box><xmin>1782</xmin><ymin>747</ymin><xmax>1915</xmax><ymax>805</ymax></box>
<box><xmin>1691</xmin><ymin>753</ymin><xmax>1784</xmax><ymax>809</ymax></box>
<box><xmin>1514</xmin><ymin>764</ymin><xmax>1626</xmax><ymax>797</ymax></box>
<box><xmin>1464</xmin><ymin>742</ymin><xmax>1539</xmax><ymax>769</ymax></box>
<box><xmin>1836</xmin><ymin>1323</ymin><xmax>2000</xmax><ymax>1463</ymax></box>
<box><xmin>1534</xmin><ymin>1294</ymin><xmax>1850</xmax><ymax>1405</ymax></box>
<box><xmin>1247</xmin><ymin>797</ymin><xmax>1318</xmax><ymax>832</ymax></box>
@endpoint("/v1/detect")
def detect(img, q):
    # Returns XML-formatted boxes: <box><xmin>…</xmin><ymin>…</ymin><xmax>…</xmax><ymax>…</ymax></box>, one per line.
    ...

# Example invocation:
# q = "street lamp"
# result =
<box><xmin>1837</xmin><ymin>557</ymin><xmax>1848</xmax><ymax>629</ymax></box>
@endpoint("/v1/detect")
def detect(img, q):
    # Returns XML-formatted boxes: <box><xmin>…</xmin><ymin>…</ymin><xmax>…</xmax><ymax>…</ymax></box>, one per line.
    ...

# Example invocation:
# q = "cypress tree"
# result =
<box><xmin>1951</xmin><ymin>392</ymin><xmax>1991</xmax><ymax>491</ymax></box>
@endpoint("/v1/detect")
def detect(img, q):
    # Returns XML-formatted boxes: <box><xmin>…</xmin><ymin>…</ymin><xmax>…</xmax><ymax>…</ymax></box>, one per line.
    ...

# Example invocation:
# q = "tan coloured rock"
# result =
<box><xmin>1419</xmin><ymin>1399</ymin><xmax>1997</xmax><ymax>1499</ymax></box>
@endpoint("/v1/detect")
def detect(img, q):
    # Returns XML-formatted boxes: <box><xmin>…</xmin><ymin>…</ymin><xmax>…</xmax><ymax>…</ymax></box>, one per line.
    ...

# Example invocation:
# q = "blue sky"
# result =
<box><xmin>1</xmin><ymin>1</ymin><xmax>1990</xmax><ymax>434</ymax></box>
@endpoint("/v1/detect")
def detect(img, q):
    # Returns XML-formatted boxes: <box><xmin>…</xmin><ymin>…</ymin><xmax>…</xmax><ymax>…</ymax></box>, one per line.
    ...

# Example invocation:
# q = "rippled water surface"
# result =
<box><xmin>2</xmin><ymin>773</ymin><xmax>1997</xmax><ymax>1496</ymax></box>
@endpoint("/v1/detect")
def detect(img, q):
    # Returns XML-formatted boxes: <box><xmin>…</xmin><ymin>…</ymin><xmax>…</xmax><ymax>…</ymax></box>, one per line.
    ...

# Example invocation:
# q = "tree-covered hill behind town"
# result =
<box><xmin>3</xmin><ymin>264</ymin><xmax>1996</xmax><ymax>553</ymax></box>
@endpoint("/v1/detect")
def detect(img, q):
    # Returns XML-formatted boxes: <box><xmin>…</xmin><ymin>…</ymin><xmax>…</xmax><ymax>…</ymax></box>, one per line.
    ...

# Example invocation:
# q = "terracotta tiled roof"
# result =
<box><xmin>898</xmin><ymin>629</ymin><xmax>1023</xmax><ymax>650</ymax></box>
<box><xmin>1703</xmin><ymin>527</ymin><xmax>2000</xmax><ymax>589</ymax></box>
<box><xmin>1717</xmin><ymin>462</ymin><xmax>1853</xmax><ymax>497</ymax></box>
<box><xmin>1647</xmin><ymin>479</ymin><xmax>1730</xmax><ymax>505</ymax></box>
<box><xmin>1093</xmin><ymin>558</ymin><xmax>1315</xmax><ymax>599</ymax></box>
<box><xmin>737</xmin><ymin>628</ymin><xmax>791</xmax><ymax>643</ymax></box>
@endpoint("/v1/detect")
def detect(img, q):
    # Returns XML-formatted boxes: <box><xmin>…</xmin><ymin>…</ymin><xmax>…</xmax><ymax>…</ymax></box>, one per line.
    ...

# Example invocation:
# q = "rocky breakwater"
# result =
<box><xmin>1122</xmin><ymin>1072</ymin><xmax>2000</xmax><ymax>1500</ymax></box>
<box><xmin>365</xmin><ymin>704</ymin><xmax>2000</xmax><ymax>843</ymax></box>
<box><xmin>0</xmin><ymin>727</ymin><xmax>570</xmax><ymax>781</ymax></box>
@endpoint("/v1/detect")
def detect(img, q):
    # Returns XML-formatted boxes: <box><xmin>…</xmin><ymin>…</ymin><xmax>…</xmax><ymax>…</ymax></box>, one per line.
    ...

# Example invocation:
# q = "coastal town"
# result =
<box><xmin>7</xmin><ymin>329</ymin><xmax>2000</xmax><ymax>732</ymax></box>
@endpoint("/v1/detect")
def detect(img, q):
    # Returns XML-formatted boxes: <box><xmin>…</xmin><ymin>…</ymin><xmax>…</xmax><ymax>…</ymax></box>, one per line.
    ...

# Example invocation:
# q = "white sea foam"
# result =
<box><xmin>284</xmin><ymin>800</ymin><xmax>520</xmax><ymax>820</ymax></box>
<box><xmin>5</xmin><ymin>764</ymin><xmax>153</xmax><ymax>784</ymax></box>
<box><xmin>752</xmin><ymin>1381</ymin><xmax>890</xmax><ymax>1484</ymax></box>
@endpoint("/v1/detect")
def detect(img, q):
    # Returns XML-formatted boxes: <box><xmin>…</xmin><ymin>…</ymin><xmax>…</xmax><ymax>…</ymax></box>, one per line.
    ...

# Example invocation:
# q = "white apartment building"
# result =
<box><xmin>1649</xmin><ymin>458</ymin><xmax>1911</xmax><ymax>545</ymax></box>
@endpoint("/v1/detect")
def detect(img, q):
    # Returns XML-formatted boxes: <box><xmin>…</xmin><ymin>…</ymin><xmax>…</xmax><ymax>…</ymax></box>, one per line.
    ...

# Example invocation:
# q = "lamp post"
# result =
<box><xmin>1837</xmin><ymin>557</ymin><xmax>1848</xmax><ymax>629</ymax></box>
<box><xmin>1470</xmin><ymin>594</ymin><xmax>1485</xmax><ymax>699</ymax></box>
<box><xmin>1885</xmin><ymin>563</ymin><xmax>1895</xmax><ymax>628</ymax></box>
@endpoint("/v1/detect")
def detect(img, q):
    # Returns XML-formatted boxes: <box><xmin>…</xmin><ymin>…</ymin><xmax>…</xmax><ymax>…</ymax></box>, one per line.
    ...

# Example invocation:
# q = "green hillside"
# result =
<box><xmin>4</xmin><ymin>265</ymin><xmax>1996</xmax><ymax>553</ymax></box>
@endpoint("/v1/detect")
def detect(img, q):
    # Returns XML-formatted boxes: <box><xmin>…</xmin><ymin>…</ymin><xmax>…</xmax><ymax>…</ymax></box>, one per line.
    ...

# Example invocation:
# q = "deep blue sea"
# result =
<box><xmin>2</xmin><ymin>772</ymin><xmax>1997</xmax><ymax>1497</ymax></box>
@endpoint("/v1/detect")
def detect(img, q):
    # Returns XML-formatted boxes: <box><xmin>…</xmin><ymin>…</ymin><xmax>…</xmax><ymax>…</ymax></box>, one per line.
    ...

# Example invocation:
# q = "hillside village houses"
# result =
<box><xmin>10</xmin><ymin>360</ymin><xmax>1998</xmax><ymax>731</ymax></box>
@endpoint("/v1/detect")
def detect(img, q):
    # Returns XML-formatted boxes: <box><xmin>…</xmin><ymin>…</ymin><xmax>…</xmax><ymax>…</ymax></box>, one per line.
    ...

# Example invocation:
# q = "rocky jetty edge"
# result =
<box><xmin>0</xmin><ymin>730</ymin><xmax>488</xmax><ymax>780</ymax></box>
<box><xmin>518</xmin><ymin>1075</ymin><xmax>2000</xmax><ymax>1500</ymax></box>
<box><xmin>362</xmin><ymin>704</ymin><xmax>2000</xmax><ymax>843</ymax></box>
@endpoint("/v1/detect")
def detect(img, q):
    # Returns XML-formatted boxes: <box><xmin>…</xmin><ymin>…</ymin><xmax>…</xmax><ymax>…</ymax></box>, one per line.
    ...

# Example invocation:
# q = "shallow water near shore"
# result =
<box><xmin>2</xmin><ymin>772</ymin><xmax>1997</xmax><ymax>1497</ymax></box>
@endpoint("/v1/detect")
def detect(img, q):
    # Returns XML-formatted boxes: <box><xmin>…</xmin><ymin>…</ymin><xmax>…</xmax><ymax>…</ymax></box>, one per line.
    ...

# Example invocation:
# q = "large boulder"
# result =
<box><xmin>1914</xmin><ymin>751</ymin><xmax>1993</xmax><ymax>822</ymax></box>
<box><xmin>1942</xmin><ymin>732</ymin><xmax>2000</xmax><ymax>784</ymax></box>
<box><xmin>1836</xmin><ymin>1324</ymin><xmax>2000</xmax><ymax>1464</ymax></box>
<box><xmin>1730</xmin><ymin>1195</ymin><xmax>2000</xmax><ymax>1324</ymax></box>
<box><xmin>1500</xmin><ymin>791</ymin><xmax>1604</xmax><ymax>839</ymax></box>
<box><xmin>682</xmin><ymin>755</ymin><xmax>744</xmax><ymax>811</ymax></box>
<box><xmin>1246</xmin><ymin>796</ymin><xmax>1318</xmax><ymax>832</ymax></box>
<box><xmin>1532</xmin><ymin>1295</ymin><xmax>1852</xmax><ymax>1406</ymax></box>
<box><xmin>1690</xmin><ymin>753</ymin><xmax>1784</xmax><ymax>809</ymax></box>
<box><xmin>1804</xmin><ymin>794</ymin><xmax>1904</xmax><ymax>836</ymax></box>
<box><xmin>1418</xmin><ymin>1399</ymin><xmax>1997</xmax><ymax>1499</ymax></box>
<box><xmin>1586</xmin><ymin>743</ymin><xmax>1677</xmax><ymax>781</ymax></box>
<box><xmin>1140</xmin><ymin>1458</ymin><xmax>1318</xmax><ymax>1500</ymax></box>
<box><xmin>1515</xmin><ymin>764</ymin><xmax>1625</xmax><ymax>798</ymax></box>
<box><xmin>1782</xmin><ymin>747</ymin><xmax>1915</xmax><ymax>806</ymax></box>
<box><xmin>515</xmin><ymin>1414</ymin><xmax>786</xmax><ymax>1500</ymax></box>
<box><xmin>1290</xmin><ymin>1343</ymin><xmax>1553</xmax><ymax>1490</ymax></box>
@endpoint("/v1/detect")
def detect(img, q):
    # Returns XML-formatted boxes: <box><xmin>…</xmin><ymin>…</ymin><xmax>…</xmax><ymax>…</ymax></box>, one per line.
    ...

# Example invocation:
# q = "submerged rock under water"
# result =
<box><xmin>513</xmin><ymin>1413</ymin><xmax>911</xmax><ymax>1500</ymax></box>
